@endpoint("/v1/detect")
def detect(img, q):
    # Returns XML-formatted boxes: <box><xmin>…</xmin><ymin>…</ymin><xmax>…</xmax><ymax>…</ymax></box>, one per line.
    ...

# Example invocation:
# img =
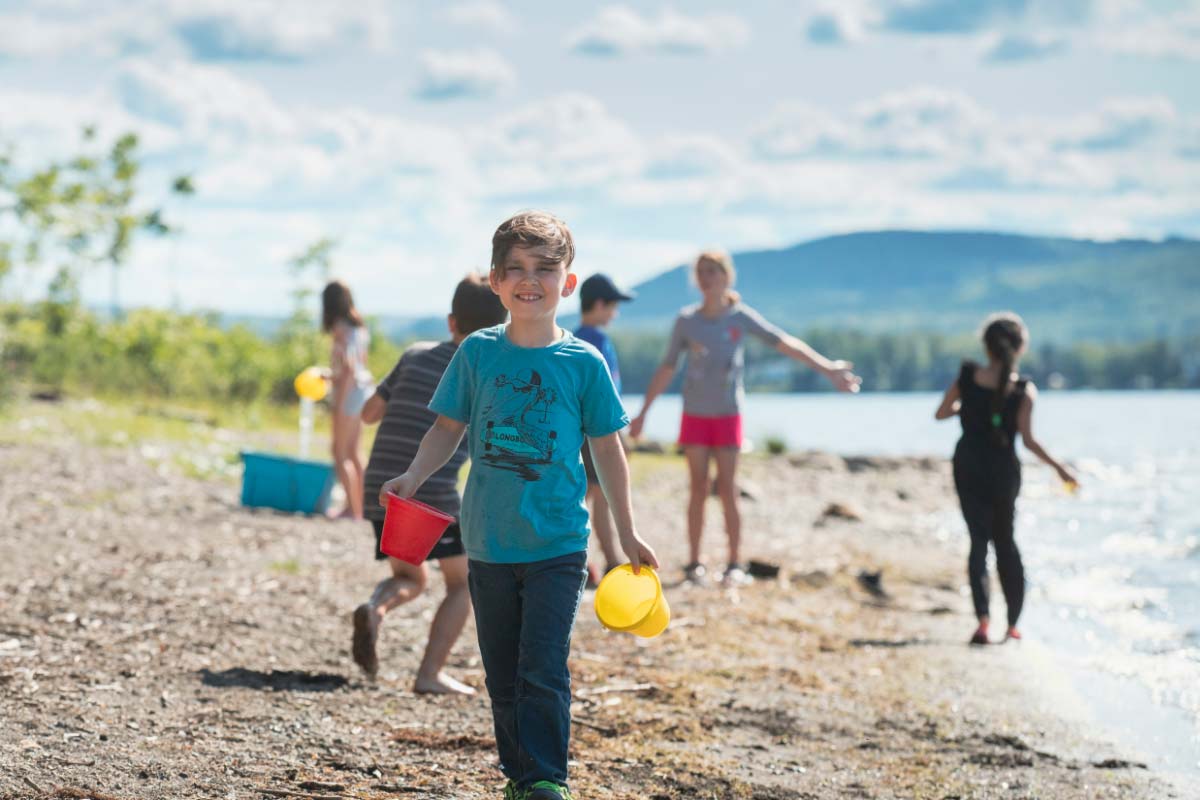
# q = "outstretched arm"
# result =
<box><xmin>378</xmin><ymin>415</ymin><xmax>467</xmax><ymax>506</ymax></box>
<box><xmin>775</xmin><ymin>335</ymin><xmax>861</xmax><ymax>393</ymax></box>
<box><xmin>629</xmin><ymin>364</ymin><xmax>676</xmax><ymax>438</ymax></box>
<box><xmin>1016</xmin><ymin>384</ymin><xmax>1078</xmax><ymax>486</ymax></box>
<box><xmin>934</xmin><ymin>382</ymin><xmax>961</xmax><ymax>420</ymax></box>
<box><xmin>588</xmin><ymin>431</ymin><xmax>659</xmax><ymax>573</ymax></box>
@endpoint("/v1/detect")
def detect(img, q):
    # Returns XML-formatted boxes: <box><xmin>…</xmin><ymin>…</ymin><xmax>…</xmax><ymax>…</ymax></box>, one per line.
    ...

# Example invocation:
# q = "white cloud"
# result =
<box><xmin>984</xmin><ymin>32</ymin><xmax>1068</xmax><ymax>62</ymax></box>
<box><xmin>754</xmin><ymin>88</ymin><xmax>990</xmax><ymax>160</ymax></box>
<box><xmin>643</xmin><ymin>135</ymin><xmax>742</xmax><ymax>180</ymax></box>
<box><xmin>171</xmin><ymin>0</ymin><xmax>391</xmax><ymax>62</ymax></box>
<box><xmin>1057</xmin><ymin>96</ymin><xmax>1178</xmax><ymax>151</ymax></box>
<box><xmin>414</xmin><ymin>49</ymin><xmax>517</xmax><ymax>100</ymax></box>
<box><xmin>0</xmin><ymin>0</ymin><xmax>391</xmax><ymax>61</ymax></box>
<box><xmin>878</xmin><ymin>0</ymin><xmax>1094</xmax><ymax>35</ymax></box>
<box><xmin>804</xmin><ymin>1</ymin><xmax>877</xmax><ymax>45</ymax></box>
<box><xmin>1091</xmin><ymin>7</ymin><xmax>1200</xmax><ymax>60</ymax></box>
<box><xmin>0</xmin><ymin>5</ymin><xmax>162</xmax><ymax>58</ymax></box>
<box><xmin>117</xmin><ymin>60</ymin><xmax>296</xmax><ymax>143</ymax></box>
<box><xmin>806</xmin><ymin>12</ymin><xmax>863</xmax><ymax>45</ymax></box>
<box><xmin>4</xmin><ymin>60</ymin><xmax>1197</xmax><ymax>314</ymax></box>
<box><xmin>568</xmin><ymin>7</ymin><xmax>750</xmax><ymax>57</ymax></box>
<box><xmin>801</xmin><ymin>1</ymin><xmax>1200</xmax><ymax>65</ymax></box>
<box><xmin>751</xmin><ymin>102</ymin><xmax>852</xmax><ymax>160</ymax></box>
<box><xmin>474</xmin><ymin>93</ymin><xmax>643</xmax><ymax>191</ymax></box>
<box><xmin>0</xmin><ymin>87</ymin><xmax>169</xmax><ymax>165</ymax></box>
<box><xmin>445</xmin><ymin>1</ymin><xmax>515</xmax><ymax>33</ymax></box>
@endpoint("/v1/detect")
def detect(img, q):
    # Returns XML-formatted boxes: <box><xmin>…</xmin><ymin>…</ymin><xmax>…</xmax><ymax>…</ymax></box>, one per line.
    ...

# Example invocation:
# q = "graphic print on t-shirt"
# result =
<box><xmin>480</xmin><ymin>368</ymin><xmax>559</xmax><ymax>481</ymax></box>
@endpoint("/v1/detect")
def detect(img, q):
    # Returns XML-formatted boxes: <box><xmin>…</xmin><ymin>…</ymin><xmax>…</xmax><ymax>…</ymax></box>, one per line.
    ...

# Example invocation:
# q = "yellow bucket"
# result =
<box><xmin>294</xmin><ymin>366</ymin><xmax>328</xmax><ymax>402</ymax></box>
<box><xmin>594</xmin><ymin>564</ymin><xmax>670</xmax><ymax>638</ymax></box>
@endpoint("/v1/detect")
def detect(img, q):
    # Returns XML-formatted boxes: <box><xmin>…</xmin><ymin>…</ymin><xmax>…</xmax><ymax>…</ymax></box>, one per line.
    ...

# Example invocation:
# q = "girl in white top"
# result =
<box><xmin>323</xmin><ymin>280</ymin><xmax>374</xmax><ymax>520</ymax></box>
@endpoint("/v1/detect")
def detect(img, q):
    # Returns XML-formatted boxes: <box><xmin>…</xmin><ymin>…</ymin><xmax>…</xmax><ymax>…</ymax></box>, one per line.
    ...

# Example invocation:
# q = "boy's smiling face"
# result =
<box><xmin>490</xmin><ymin>244</ymin><xmax>577</xmax><ymax>323</ymax></box>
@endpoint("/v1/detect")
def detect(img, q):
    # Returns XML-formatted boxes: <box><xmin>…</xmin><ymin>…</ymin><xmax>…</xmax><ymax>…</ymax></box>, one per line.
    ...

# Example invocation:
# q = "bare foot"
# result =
<box><xmin>352</xmin><ymin>604</ymin><xmax>379</xmax><ymax>679</ymax></box>
<box><xmin>414</xmin><ymin>671</ymin><xmax>476</xmax><ymax>695</ymax></box>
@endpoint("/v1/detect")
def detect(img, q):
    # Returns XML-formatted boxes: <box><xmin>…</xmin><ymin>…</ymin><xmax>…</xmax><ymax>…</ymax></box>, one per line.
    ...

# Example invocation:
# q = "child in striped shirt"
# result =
<box><xmin>352</xmin><ymin>274</ymin><xmax>507</xmax><ymax>693</ymax></box>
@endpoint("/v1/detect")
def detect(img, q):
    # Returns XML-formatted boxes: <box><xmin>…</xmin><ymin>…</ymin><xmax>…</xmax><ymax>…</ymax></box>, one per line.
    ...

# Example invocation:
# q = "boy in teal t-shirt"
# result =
<box><xmin>380</xmin><ymin>211</ymin><xmax>658</xmax><ymax>800</ymax></box>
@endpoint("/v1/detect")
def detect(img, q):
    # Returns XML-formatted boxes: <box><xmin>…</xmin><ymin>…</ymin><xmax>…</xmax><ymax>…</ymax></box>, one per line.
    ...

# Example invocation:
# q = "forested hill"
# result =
<box><xmin>596</xmin><ymin>231</ymin><xmax>1199</xmax><ymax>342</ymax></box>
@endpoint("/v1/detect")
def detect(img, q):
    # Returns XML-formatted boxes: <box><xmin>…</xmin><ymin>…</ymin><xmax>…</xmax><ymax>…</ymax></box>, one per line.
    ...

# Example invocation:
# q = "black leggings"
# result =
<box><xmin>954</xmin><ymin>457</ymin><xmax>1024</xmax><ymax>627</ymax></box>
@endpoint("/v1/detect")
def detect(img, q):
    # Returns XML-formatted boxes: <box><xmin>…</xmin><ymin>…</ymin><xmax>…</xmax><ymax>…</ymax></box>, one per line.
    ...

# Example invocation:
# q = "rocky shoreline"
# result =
<box><xmin>0</xmin><ymin>401</ymin><xmax>1172</xmax><ymax>799</ymax></box>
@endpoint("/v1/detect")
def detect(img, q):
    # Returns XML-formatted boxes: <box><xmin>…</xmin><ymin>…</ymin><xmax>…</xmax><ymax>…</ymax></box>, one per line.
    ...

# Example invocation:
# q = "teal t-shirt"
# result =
<box><xmin>429</xmin><ymin>325</ymin><xmax>628</xmax><ymax>563</ymax></box>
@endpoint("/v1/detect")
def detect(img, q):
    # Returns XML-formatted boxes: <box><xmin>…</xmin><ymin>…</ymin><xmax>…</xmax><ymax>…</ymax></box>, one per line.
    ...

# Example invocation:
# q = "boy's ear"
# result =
<box><xmin>447</xmin><ymin>314</ymin><xmax>459</xmax><ymax>337</ymax></box>
<box><xmin>488</xmin><ymin>268</ymin><xmax>502</xmax><ymax>295</ymax></box>
<box><xmin>561</xmin><ymin>272</ymin><xmax>578</xmax><ymax>297</ymax></box>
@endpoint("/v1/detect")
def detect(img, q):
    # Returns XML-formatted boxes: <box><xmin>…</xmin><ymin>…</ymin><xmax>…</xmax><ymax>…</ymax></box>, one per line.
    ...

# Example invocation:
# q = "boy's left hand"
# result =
<box><xmin>619</xmin><ymin>531</ymin><xmax>659</xmax><ymax>575</ymax></box>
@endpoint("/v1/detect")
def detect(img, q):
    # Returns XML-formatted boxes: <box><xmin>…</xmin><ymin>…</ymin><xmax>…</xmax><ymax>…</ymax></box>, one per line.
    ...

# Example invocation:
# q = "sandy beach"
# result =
<box><xmin>0</xmin><ymin>401</ymin><xmax>1176</xmax><ymax>799</ymax></box>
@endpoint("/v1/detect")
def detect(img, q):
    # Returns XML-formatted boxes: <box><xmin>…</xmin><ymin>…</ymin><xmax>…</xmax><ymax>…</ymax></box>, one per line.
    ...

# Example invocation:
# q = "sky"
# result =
<box><xmin>1</xmin><ymin>0</ymin><xmax>1197</xmax><ymax>317</ymax></box>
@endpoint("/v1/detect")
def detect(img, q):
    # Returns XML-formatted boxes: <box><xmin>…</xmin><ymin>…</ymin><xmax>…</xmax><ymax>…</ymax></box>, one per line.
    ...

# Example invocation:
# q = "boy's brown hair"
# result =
<box><xmin>491</xmin><ymin>210</ymin><xmax>575</xmax><ymax>276</ymax></box>
<box><xmin>451</xmin><ymin>272</ymin><xmax>508</xmax><ymax>335</ymax></box>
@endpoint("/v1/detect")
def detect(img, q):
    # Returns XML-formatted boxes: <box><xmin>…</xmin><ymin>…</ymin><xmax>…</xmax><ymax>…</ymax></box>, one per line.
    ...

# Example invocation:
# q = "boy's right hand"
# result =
<box><xmin>379</xmin><ymin>473</ymin><xmax>418</xmax><ymax>507</ymax></box>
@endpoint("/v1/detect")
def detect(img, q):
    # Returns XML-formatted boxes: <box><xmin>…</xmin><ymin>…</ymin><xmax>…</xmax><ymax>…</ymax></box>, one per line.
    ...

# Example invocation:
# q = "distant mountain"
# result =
<box><xmin>598</xmin><ymin>231</ymin><xmax>1200</xmax><ymax>342</ymax></box>
<box><xmin>219</xmin><ymin>231</ymin><xmax>1200</xmax><ymax>344</ymax></box>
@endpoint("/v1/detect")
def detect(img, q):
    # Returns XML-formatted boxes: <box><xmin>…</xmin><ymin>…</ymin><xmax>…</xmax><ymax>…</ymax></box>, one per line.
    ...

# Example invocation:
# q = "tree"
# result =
<box><xmin>286</xmin><ymin>237</ymin><xmax>337</xmax><ymax>327</ymax></box>
<box><xmin>0</xmin><ymin>127</ymin><xmax>186</xmax><ymax>317</ymax></box>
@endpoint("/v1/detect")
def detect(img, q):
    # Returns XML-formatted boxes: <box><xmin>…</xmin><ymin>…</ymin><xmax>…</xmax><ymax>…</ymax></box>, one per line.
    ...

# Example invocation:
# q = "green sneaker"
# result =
<box><xmin>527</xmin><ymin>781</ymin><xmax>575</xmax><ymax>800</ymax></box>
<box><xmin>503</xmin><ymin>780</ymin><xmax>526</xmax><ymax>800</ymax></box>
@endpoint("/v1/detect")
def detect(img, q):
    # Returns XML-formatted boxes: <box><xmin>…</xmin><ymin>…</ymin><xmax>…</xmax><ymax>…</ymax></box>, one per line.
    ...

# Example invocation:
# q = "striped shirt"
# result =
<box><xmin>362</xmin><ymin>341</ymin><xmax>464</xmax><ymax>522</ymax></box>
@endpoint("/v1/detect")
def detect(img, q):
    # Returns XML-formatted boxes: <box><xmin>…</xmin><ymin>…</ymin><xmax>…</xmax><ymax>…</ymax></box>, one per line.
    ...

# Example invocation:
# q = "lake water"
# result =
<box><xmin>624</xmin><ymin>390</ymin><xmax>1200</xmax><ymax>777</ymax></box>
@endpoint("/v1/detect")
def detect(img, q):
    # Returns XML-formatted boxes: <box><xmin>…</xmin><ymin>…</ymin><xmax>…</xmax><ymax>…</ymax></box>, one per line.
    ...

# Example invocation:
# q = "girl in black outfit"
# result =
<box><xmin>935</xmin><ymin>313</ymin><xmax>1078</xmax><ymax>645</ymax></box>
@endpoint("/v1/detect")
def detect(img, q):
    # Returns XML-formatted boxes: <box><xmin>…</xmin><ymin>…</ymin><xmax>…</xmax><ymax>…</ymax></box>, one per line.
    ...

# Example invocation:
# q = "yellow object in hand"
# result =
<box><xmin>594</xmin><ymin>564</ymin><xmax>670</xmax><ymax>638</ymax></box>
<box><xmin>294</xmin><ymin>366</ymin><xmax>328</xmax><ymax>401</ymax></box>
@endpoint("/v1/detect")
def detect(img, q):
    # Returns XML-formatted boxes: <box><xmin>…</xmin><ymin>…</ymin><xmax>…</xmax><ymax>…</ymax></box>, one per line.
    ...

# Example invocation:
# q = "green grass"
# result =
<box><xmin>0</xmin><ymin>393</ymin><xmax>677</xmax><ymax>488</ymax></box>
<box><xmin>0</xmin><ymin>393</ymin><xmax>354</xmax><ymax>482</ymax></box>
<box><xmin>269</xmin><ymin>558</ymin><xmax>303</xmax><ymax>576</ymax></box>
<box><xmin>628</xmin><ymin>449</ymin><xmax>683</xmax><ymax>488</ymax></box>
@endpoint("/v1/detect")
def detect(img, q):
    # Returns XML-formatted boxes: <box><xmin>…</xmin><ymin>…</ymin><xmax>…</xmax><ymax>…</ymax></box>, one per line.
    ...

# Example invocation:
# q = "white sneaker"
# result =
<box><xmin>721</xmin><ymin>563</ymin><xmax>752</xmax><ymax>587</ymax></box>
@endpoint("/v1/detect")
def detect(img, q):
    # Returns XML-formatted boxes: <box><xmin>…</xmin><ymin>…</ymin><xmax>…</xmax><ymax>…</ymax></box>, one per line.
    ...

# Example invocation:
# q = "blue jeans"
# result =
<box><xmin>468</xmin><ymin>551</ymin><xmax>588</xmax><ymax>789</ymax></box>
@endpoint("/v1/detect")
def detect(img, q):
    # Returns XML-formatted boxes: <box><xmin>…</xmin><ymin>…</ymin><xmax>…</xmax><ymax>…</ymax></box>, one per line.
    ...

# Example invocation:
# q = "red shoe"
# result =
<box><xmin>1005</xmin><ymin>627</ymin><xmax>1021</xmax><ymax>642</ymax></box>
<box><xmin>969</xmin><ymin>625</ymin><xmax>989</xmax><ymax>646</ymax></box>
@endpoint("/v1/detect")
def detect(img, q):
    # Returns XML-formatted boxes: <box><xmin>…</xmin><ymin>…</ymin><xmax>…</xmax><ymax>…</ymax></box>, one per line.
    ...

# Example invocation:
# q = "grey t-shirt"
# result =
<box><xmin>661</xmin><ymin>303</ymin><xmax>786</xmax><ymax>416</ymax></box>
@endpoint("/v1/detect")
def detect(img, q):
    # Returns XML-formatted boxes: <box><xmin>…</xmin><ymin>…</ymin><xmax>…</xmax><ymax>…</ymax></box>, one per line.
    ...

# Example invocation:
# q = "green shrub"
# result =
<box><xmin>0</xmin><ymin>302</ymin><xmax>404</xmax><ymax>408</ymax></box>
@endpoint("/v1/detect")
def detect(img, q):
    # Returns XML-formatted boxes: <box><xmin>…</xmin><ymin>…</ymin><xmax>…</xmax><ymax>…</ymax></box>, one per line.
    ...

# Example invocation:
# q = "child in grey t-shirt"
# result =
<box><xmin>630</xmin><ymin>249</ymin><xmax>861</xmax><ymax>586</ymax></box>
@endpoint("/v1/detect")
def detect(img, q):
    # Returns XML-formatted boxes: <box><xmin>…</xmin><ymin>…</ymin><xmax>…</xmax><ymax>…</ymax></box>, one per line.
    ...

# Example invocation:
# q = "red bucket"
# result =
<box><xmin>379</xmin><ymin>493</ymin><xmax>456</xmax><ymax>565</ymax></box>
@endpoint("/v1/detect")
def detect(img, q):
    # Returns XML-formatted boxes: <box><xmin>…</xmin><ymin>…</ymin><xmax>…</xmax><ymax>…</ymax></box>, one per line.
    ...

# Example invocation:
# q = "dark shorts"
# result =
<box><xmin>371</xmin><ymin>518</ymin><xmax>465</xmax><ymax>562</ymax></box>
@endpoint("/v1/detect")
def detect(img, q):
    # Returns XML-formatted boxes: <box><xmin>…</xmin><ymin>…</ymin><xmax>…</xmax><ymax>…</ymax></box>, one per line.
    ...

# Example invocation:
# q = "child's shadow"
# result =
<box><xmin>198</xmin><ymin>667</ymin><xmax>348</xmax><ymax>692</ymax></box>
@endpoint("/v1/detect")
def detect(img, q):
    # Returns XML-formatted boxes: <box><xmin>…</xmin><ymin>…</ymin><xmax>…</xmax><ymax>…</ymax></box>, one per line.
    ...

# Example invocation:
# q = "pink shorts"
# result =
<box><xmin>678</xmin><ymin>413</ymin><xmax>743</xmax><ymax>449</ymax></box>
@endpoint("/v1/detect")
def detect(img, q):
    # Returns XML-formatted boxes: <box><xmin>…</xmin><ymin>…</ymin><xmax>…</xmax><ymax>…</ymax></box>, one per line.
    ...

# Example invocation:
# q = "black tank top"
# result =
<box><xmin>956</xmin><ymin>360</ymin><xmax>1027</xmax><ymax>450</ymax></box>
